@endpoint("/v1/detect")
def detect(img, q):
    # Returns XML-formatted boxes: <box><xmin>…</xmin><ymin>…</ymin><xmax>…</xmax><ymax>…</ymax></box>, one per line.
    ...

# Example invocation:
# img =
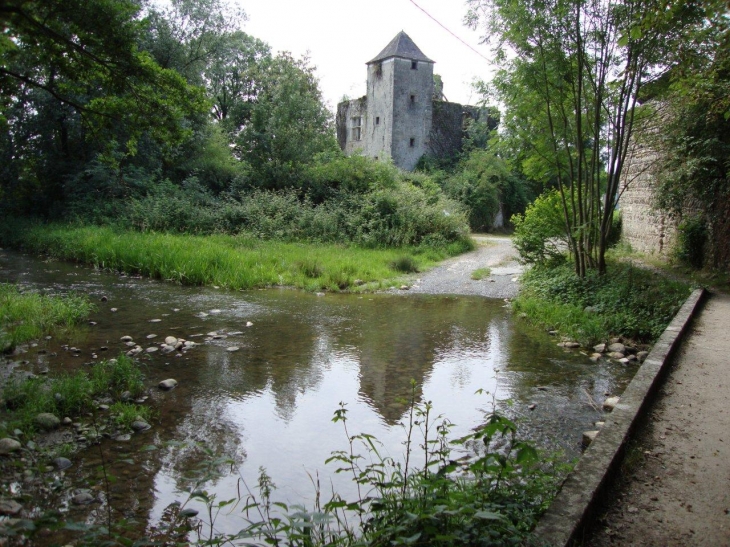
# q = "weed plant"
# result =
<box><xmin>513</xmin><ymin>261</ymin><xmax>691</xmax><ymax>345</ymax></box>
<box><xmin>471</xmin><ymin>267</ymin><xmax>492</xmax><ymax>280</ymax></box>
<box><xmin>2</xmin><ymin>387</ymin><xmax>569</xmax><ymax>546</ymax></box>
<box><xmin>0</xmin><ymin>284</ymin><xmax>93</xmax><ymax>352</ymax></box>
<box><xmin>0</xmin><ymin>222</ymin><xmax>473</xmax><ymax>292</ymax></box>
<box><xmin>0</xmin><ymin>355</ymin><xmax>146</xmax><ymax>437</ymax></box>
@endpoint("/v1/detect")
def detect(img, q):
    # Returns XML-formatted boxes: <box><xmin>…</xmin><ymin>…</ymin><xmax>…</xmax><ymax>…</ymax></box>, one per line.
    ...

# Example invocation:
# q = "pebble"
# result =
<box><xmin>146</xmin><ymin>334</ymin><xmax>157</xmax><ymax>339</ymax></box>
<box><xmin>246</xmin><ymin>322</ymin><xmax>253</xmax><ymax>328</ymax></box>
<box><xmin>165</xmin><ymin>336</ymin><xmax>178</xmax><ymax>345</ymax></box>
<box><xmin>113</xmin><ymin>434</ymin><xmax>132</xmax><ymax>442</ymax></box>
<box><xmin>110</xmin><ymin>308</ymin><xmax>118</xmax><ymax>312</ymax></box>
<box><xmin>603</xmin><ymin>396</ymin><xmax>620</xmax><ymax>411</ymax></box>
<box><xmin>125</xmin><ymin>341</ymin><xmax>136</xmax><ymax>347</ymax></box>
<box><xmin>72</xmin><ymin>492</ymin><xmax>95</xmax><ymax>505</ymax></box>
<box><xmin>145</xmin><ymin>347</ymin><xmax>159</xmax><ymax>353</ymax></box>
<box><xmin>120</xmin><ymin>336</ymin><xmax>133</xmax><ymax>342</ymax></box>
<box><xmin>209</xmin><ymin>309</ymin><xmax>222</xmax><ymax>314</ymax></box>
<box><xmin>0</xmin><ymin>438</ymin><xmax>22</xmax><ymax>455</ymax></box>
<box><xmin>400</xmin><ymin>285</ymin><xmax>410</xmax><ymax>290</ymax></box>
<box><xmin>131</xmin><ymin>421</ymin><xmax>151</xmax><ymax>432</ymax></box>
<box><xmin>0</xmin><ymin>499</ymin><xmax>22</xmax><ymax>516</ymax></box>
<box><xmin>159</xmin><ymin>379</ymin><xmax>178</xmax><ymax>390</ymax></box>
<box><xmin>582</xmin><ymin>430</ymin><xmax>599</xmax><ymax>446</ymax></box>
<box><xmin>149</xmin><ymin>319</ymin><xmax>162</xmax><ymax>323</ymax></box>
<box><xmin>161</xmin><ymin>345</ymin><xmax>175</xmax><ymax>354</ymax></box>
<box><xmin>62</xmin><ymin>417</ymin><xmax>72</xmax><ymax>425</ymax></box>
<box><xmin>54</xmin><ymin>457</ymin><xmax>72</xmax><ymax>470</ymax></box>
<box><xmin>226</xmin><ymin>347</ymin><xmax>240</xmax><ymax>352</ymax></box>
<box><xmin>34</xmin><ymin>413</ymin><xmax>60</xmax><ymax>430</ymax></box>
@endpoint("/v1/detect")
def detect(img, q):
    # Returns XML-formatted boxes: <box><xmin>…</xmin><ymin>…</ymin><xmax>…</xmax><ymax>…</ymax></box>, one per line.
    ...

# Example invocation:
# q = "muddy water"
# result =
<box><xmin>0</xmin><ymin>250</ymin><xmax>639</xmax><ymax>538</ymax></box>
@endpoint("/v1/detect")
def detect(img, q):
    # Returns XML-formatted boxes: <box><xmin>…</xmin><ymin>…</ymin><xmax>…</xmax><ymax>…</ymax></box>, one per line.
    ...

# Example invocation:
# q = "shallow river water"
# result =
<box><xmin>0</xmin><ymin>249</ymin><xmax>639</xmax><ymax>538</ymax></box>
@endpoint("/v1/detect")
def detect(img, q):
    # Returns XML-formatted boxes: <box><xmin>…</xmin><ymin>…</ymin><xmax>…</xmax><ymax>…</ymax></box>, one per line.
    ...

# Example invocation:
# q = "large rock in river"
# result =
<box><xmin>0</xmin><ymin>438</ymin><xmax>21</xmax><ymax>455</ymax></box>
<box><xmin>34</xmin><ymin>413</ymin><xmax>60</xmax><ymax>430</ymax></box>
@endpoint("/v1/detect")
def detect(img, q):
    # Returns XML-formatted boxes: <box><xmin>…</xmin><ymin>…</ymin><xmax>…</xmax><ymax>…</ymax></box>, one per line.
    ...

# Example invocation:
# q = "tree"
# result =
<box><xmin>233</xmin><ymin>53</ymin><xmax>337</xmax><ymax>189</ymax></box>
<box><xmin>467</xmin><ymin>0</ymin><xmax>703</xmax><ymax>275</ymax></box>
<box><xmin>1</xmin><ymin>0</ymin><xmax>207</xmax><ymax>162</ymax></box>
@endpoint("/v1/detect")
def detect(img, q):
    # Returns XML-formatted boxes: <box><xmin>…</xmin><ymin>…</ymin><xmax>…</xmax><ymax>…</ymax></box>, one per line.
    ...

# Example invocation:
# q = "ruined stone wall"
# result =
<box><xmin>619</xmin><ymin>138</ymin><xmax>676</xmax><ymax>255</ymax></box>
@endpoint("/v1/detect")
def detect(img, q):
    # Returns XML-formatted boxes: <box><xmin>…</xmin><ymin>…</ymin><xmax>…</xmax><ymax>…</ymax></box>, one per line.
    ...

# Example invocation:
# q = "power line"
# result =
<box><xmin>407</xmin><ymin>0</ymin><xmax>491</xmax><ymax>63</ymax></box>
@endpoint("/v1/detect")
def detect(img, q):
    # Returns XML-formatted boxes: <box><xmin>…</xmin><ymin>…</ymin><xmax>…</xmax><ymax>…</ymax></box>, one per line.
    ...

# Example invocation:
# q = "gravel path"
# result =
<box><xmin>586</xmin><ymin>292</ymin><xmax>730</xmax><ymax>546</ymax></box>
<box><xmin>405</xmin><ymin>235</ymin><xmax>524</xmax><ymax>299</ymax></box>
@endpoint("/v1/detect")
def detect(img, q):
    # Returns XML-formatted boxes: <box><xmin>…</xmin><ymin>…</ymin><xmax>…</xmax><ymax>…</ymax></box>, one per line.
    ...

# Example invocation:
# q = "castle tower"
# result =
<box><xmin>337</xmin><ymin>31</ymin><xmax>435</xmax><ymax>171</ymax></box>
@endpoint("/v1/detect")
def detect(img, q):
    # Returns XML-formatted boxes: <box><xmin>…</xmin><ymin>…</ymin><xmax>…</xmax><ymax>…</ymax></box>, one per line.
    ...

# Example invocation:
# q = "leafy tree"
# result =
<box><xmin>467</xmin><ymin>0</ymin><xmax>703</xmax><ymax>275</ymax></box>
<box><xmin>233</xmin><ymin>53</ymin><xmax>337</xmax><ymax>189</ymax></box>
<box><xmin>1</xmin><ymin>0</ymin><xmax>207</xmax><ymax>160</ymax></box>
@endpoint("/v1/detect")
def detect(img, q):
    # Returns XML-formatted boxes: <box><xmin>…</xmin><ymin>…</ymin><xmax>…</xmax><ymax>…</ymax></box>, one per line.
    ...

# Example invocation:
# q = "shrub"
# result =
<box><xmin>512</xmin><ymin>189</ymin><xmax>569</xmax><ymax>265</ymax></box>
<box><xmin>675</xmin><ymin>214</ymin><xmax>707</xmax><ymax>269</ymax></box>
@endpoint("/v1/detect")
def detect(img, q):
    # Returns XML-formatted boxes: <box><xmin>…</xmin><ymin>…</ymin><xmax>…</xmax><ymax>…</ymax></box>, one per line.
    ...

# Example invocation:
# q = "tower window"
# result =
<box><xmin>409</xmin><ymin>138</ymin><xmax>415</xmax><ymax>147</ymax></box>
<box><xmin>411</xmin><ymin>60</ymin><xmax>418</xmax><ymax>70</ymax></box>
<box><xmin>375</xmin><ymin>116</ymin><xmax>380</xmax><ymax>125</ymax></box>
<box><xmin>351</xmin><ymin>117</ymin><xmax>362</xmax><ymax>141</ymax></box>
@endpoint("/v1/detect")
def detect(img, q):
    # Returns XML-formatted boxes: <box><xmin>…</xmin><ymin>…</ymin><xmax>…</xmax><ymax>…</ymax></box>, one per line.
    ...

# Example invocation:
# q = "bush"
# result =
<box><xmin>512</xmin><ymin>189</ymin><xmax>569</xmax><ymax>265</ymax></box>
<box><xmin>514</xmin><ymin>261</ymin><xmax>691</xmax><ymax>344</ymax></box>
<box><xmin>675</xmin><ymin>214</ymin><xmax>707</xmax><ymax>269</ymax></box>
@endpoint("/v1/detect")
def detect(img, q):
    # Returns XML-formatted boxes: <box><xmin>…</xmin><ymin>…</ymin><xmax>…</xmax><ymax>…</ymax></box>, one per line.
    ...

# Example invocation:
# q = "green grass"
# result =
<box><xmin>0</xmin><ymin>355</ymin><xmax>146</xmax><ymax>438</ymax></box>
<box><xmin>109</xmin><ymin>402</ymin><xmax>152</xmax><ymax>429</ymax></box>
<box><xmin>513</xmin><ymin>261</ymin><xmax>692</xmax><ymax>346</ymax></box>
<box><xmin>1</xmin><ymin>222</ymin><xmax>474</xmax><ymax>292</ymax></box>
<box><xmin>471</xmin><ymin>267</ymin><xmax>492</xmax><ymax>280</ymax></box>
<box><xmin>0</xmin><ymin>284</ymin><xmax>93</xmax><ymax>352</ymax></box>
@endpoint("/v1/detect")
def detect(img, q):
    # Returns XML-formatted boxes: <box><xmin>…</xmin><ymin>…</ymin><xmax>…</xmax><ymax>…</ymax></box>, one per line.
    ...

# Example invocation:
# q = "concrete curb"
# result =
<box><xmin>533</xmin><ymin>287</ymin><xmax>707</xmax><ymax>546</ymax></box>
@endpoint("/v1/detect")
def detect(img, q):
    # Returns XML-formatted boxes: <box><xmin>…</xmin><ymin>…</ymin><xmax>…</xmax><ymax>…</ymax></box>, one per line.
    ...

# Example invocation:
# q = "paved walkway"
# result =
<box><xmin>586</xmin><ymin>292</ymin><xmax>730</xmax><ymax>546</ymax></box>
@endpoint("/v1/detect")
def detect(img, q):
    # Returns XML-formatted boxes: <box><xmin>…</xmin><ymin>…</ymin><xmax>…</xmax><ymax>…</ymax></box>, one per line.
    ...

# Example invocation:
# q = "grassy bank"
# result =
<box><xmin>513</xmin><ymin>261</ymin><xmax>692</xmax><ymax>346</ymax></box>
<box><xmin>0</xmin><ymin>355</ymin><xmax>148</xmax><ymax>440</ymax></box>
<box><xmin>0</xmin><ymin>222</ymin><xmax>473</xmax><ymax>292</ymax></box>
<box><xmin>0</xmin><ymin>284</ymin><xmax>93</xmax><ymax>352</ymax></box>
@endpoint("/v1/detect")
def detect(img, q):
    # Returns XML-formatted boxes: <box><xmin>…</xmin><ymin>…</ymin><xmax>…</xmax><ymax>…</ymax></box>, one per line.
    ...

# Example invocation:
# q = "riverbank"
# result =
<box><xmin>0</xmin><ymin>222</ymin><xmax>473</xmax><ymax>293</ymax></box>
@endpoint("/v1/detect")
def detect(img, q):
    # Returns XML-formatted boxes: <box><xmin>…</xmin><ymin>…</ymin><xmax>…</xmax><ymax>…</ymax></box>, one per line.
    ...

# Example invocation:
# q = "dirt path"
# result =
<box><xmin>586</xmin><ymin>292</ymin><xmax>730</xmax><ymax>546</ymax></box>
<box><xmin>406</xmin><ymin>235</ymin><xmax>523</xmax><ymax>299</ymax></box>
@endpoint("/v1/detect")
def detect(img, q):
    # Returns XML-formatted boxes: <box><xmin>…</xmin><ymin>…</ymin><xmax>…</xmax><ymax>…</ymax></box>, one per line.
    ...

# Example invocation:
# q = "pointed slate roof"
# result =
<box><xmin>367</xmin><ymin>31</ymin><xmax>434</xmax><ymax>64</ymax></box>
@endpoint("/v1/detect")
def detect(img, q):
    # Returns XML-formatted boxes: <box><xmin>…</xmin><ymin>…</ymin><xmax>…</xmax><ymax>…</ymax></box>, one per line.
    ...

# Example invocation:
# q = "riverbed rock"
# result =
<box><xmin>0</xmin><ymin>438</ymin><xmax>21</xmax><ymax>455</ymax></box>
<box><xmin>183</xmin><ymin>341</ymin><xmax>195</xmax><ymax>348</ymax></box>
<box><xmin>146</xmin><ymin>334</ymin><xmax>157</xmax><ymax>339</ymax></box>
<box><xmin>637</xmin><ymin>351</ymin><xmax>649</xmax><ymax>362</ymax></box>
<box><xmin>165</xmin><ymin>336</ymin><xmax>178</xmax><ymax>345</ymax></box>
<box><xmin>120</xmin><ymin>336</ymin><xmax>133</xmax><ymax>342</ymax></box>
<box><xmin>593</xmin><ymin>343</ymin><xmax>607</xmax><ymax>353</ymax></box>
<box><xmin>159</xmin><ymin>379</ymin><xmax>178</xmax><ymax>390</ymax></box>
<box><xmin>149</xmin><ymin>319</ymin><xmax>162</xmax><ymax>323</ymax></box>
<box><xmin>590</xmin><ymin>353</ymin><xmax>603</xmax><ymax>362</ymax></box>
<box><xmin>110</xmin><ymin>308</ymin><xmax>118</xmax><ymax>312</ymax></box>
<box><xmin>54</xmin><ymin>457</ymin><xmax>72</xmax><ymax>470</ymax></box>
<box><xmin>180</xmin><ymin>507</ymin><xmax>199</xmax><ymax>518</ymax></box>
<box><xmin>72</xmin><ymin>491</ymin><xmax>95</xmax><ymax>505</ymax></box>
<box><xmin>603</xmin><ymin>396</ymin><xmax>620</xmax><ymax>411</ymax></box>
<box><xmin>246</xmin><ymin>321</ymin><xmax>254</xmax><ymax>327</ymax></box>
<box><xmin>582</xmin><ymin>430</ymin><xmax>599</xmax><ymax>446</ymax></box>
<box><xmin>161</xmin><ymin>345</ymin><xmax>175</xmax><ymax>354</ymax></box>
<box><xmin>608</xmin><ymin>342</ymin><xmax>626</xmax><ymax>353</ymax></box>
<box><xmin>226</xmin><ymin>347</ymin><xmax>240</xmax><ymax>352</ymax></box>
<box><xmin>131</xmin><ymin>420</ymin><xmax>151</xmax><ymax>432</ymax></box>
<box><xmin>125</xmin><ymin>341</ymin><xmax>136</xmax><ymax>347</ymax></box>
<box><xmin>608</xmin><ymin>351</ymin><xmax>625</xmax><ymax>359</ymax></box>
<box><xmin>34</xmin><ymin>413</ymin><xmax>60</xmax><ymax>430</ymax></box>
<box><xmin>127</xmin><ymin>346</ymin><xmax>142</xmax><ymax>356</ymax></box>
<box><xmin>0</xmin><ymin>499</ymin><xmax>22</xmax><ymax>516</ymax></box>
<box><xmin>145</xmin><ymin>347</ymin><xmax>159</xmax><ymax>353</ymax></box>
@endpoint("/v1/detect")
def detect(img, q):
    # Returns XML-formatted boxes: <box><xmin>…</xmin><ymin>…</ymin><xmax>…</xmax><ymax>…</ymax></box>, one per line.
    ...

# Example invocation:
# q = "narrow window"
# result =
<box><xmin>409</xmin><ymin>138</ymin><xmax>415</xmax><ymax>147</ymax></box>
<box><xmin>411</xmin><ymin>60</ymin><xmax>418</xmax><ymax>70</ymax></box>
<box><xmin>410</xmin><ymin>94</ymin><xmax>415</xmax><ymax>105</ymax></box>
<box><xmin>351</xmin><ymin>116</ymin><xmax>362</xmax><ymax>141</ymax></box>
<box><xmin>375</xmin><ymin>116</ymin><xmax>380</xmax><ymax>125</ymax></box>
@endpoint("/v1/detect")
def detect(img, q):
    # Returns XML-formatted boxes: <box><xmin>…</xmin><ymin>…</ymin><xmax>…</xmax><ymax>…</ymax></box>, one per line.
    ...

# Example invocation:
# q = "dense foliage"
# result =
<box><xmin>514</xmin><ymin>262</ymin><xmax>691</xmax><ymax>345</ymax></box>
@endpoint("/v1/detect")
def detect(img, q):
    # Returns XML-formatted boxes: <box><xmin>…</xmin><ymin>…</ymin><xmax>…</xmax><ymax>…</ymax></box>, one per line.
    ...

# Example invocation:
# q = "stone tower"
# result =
<box><xmin>338</xmin><ymin>31</ymin><xmax>435</xmax><ymax>171</ymax></box>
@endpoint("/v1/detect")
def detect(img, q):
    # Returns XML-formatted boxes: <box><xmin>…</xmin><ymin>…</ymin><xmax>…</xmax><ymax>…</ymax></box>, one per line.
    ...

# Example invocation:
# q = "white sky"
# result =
<box><xmin>238</xmin><ymin>0</ymin><xmax>495</xmax><ymax>111</ymax></box>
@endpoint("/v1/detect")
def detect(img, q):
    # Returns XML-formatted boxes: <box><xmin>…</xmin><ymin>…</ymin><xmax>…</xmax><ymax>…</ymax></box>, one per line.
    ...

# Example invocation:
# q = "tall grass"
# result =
<box><xmin>1</xmin><ymin>223</ymin><xmax>473</xmax><ymax>292</ymax></box>
<box><xmin>0</xmin><ymin>284</ymin><xmax>93</xmax><ymax>352</ymax></box>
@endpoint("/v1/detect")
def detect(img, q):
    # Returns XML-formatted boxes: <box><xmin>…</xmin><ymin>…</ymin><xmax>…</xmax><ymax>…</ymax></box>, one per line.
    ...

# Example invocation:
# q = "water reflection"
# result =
<box><xmin>0</xmin><ymin>250</ymin><xmax>639</xmax><ymax>537</ymax></box>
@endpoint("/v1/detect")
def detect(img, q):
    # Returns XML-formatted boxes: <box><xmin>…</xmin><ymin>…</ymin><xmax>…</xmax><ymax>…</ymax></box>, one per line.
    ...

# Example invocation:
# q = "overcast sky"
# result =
<box><xmin>239</xmin><ymin>0</ymin><xmax>495</xmax><ymax>111</ymax></box>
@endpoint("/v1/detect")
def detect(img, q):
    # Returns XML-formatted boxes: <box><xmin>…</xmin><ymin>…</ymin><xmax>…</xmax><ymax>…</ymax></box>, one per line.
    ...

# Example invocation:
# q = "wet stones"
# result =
<box><xmin>603</xmin><ymin>396</ymin><xmax>620</xmax><ymax>411</ymax></box>
<box><xmin>0</xmin><ymin>499</ymin><xmax>22</xmax><ymax>516</ymax></box>
<box><xmin>54</xmin><ymin>457</ymin><xmax>72</xmax><ymax>470</ymax></box>
<box><xmin>34</xmin><ymin>413</ymin><xmax>60</xmax><ymax>430</ymax></box>
<box><xmin>0</xmin><ymin>438</ymin><xmax>21</xmax><ymax>455</ymax></box>
<box><xmin>165</xmin><ymin>336</ymin><xmax>178</xmax><ymax>345</ymax></box>
<box><xmin>158</xmin><ymin>379</ymin><xmax>178</xmax><ymax>390</ymax></box>
<box><xmin>131</xmin><ymin>420</ymin><xmax>151</xmax><ymax>432</ymax></box>
<box><xmin>72</xmin><ymin>491</ymin><xmax>95</xmax><ymax>505</ymax></box>
<box><xmin>120</xmin><ymin>336</ymin><xmax>133</xmax><ymax>342</ymax></box>
<box><xmin>226</xmin><ymin>347</ymin><xmax>240</xmax><ymax>352</ymax></box>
